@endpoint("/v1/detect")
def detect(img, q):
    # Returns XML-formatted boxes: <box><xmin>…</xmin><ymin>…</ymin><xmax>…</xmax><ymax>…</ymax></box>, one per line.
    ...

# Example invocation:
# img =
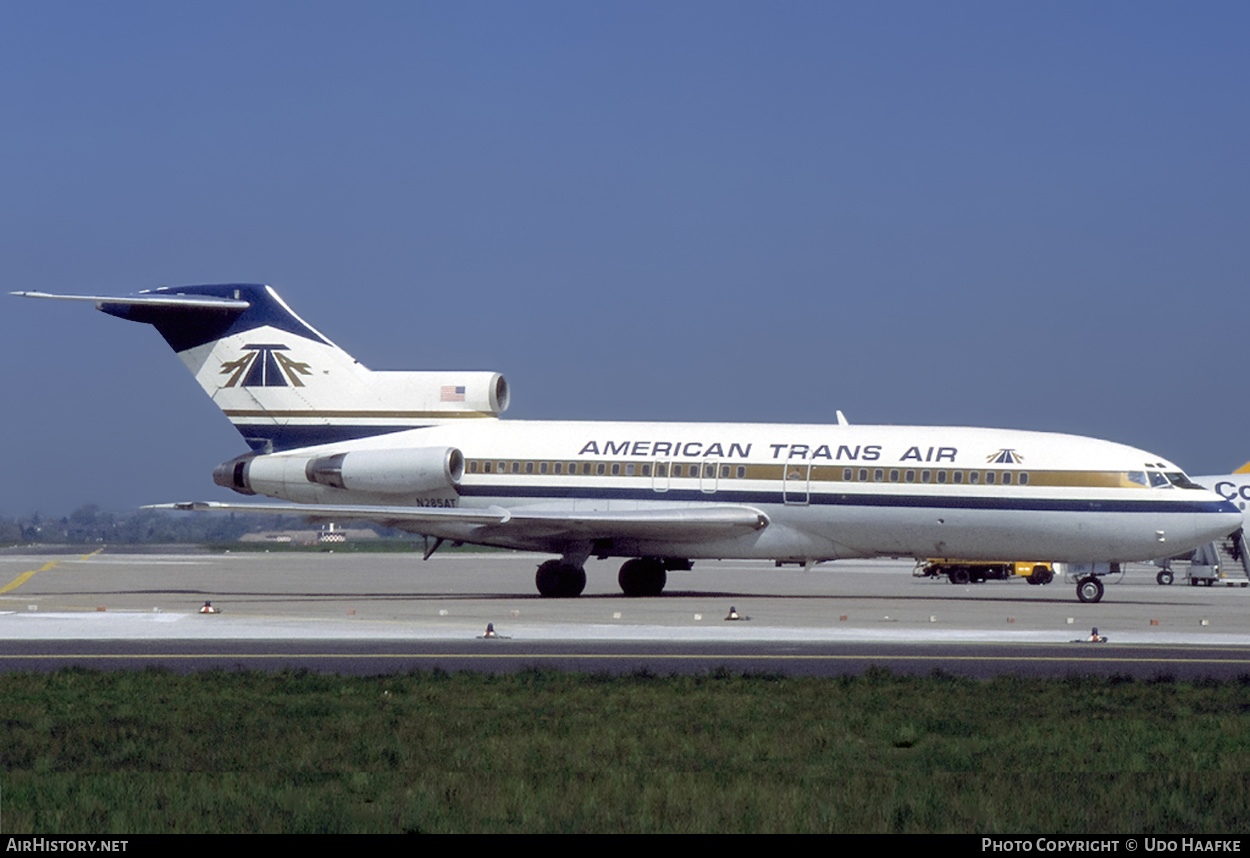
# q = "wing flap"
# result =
<box><xmin>490</xmin><ymin>506</ymin><xmax>769</xmax><ymax>540</ymax></box>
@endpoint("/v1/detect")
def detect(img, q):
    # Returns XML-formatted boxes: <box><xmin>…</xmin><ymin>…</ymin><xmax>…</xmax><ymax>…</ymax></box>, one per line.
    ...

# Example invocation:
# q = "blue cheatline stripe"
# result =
<box><xmin>239</xmin><ymin>424</ymin><xmax>432</xmax><ymax>452</ymax></box>
<box><xmin>456</xmin><ymin>483</ymin><xmax>1238</xmax><ymax>515</ymax></box>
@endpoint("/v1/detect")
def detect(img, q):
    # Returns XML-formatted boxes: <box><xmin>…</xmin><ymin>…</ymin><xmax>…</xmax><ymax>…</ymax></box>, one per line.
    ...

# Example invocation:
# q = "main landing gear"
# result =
<box><xmin>534</xmin><ymin>556</ymin><xmax>685</xmax><ymax>597</ymax></box>
<box><xmin>534</xmin><ymin>559</ymin><xmax>586</xmax><ymax>598</ymax></box>
<box><xmin>618</xmin><ymin>558</ymin><xmax>667</xmax><ymax>597</ymax></box>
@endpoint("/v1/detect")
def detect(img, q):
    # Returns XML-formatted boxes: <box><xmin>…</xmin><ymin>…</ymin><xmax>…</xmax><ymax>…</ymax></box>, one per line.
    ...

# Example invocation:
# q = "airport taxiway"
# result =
<box><xmin>2</xmin><ymin>548</ymin><xmax>1249</xmax><ymax>676</ymax></box>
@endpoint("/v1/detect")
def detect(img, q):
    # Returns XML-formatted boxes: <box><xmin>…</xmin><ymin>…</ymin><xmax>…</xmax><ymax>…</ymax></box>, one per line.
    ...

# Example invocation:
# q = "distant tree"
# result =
<box><xmin>70</xmin><ymin>504</ymin><xmax>101</xmax><ymax>528</ymax></box>
<box><xmin>0</xmin><ymin>518</ymin><xmax>22</xmax><ymax>545</ymax></box>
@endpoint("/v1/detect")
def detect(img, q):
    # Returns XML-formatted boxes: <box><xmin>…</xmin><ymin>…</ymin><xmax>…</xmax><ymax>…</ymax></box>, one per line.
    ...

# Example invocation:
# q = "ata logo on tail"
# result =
<box><xmin>220</xmin><ymin>343</ymin><xmax>312</xmax><ymax>388</ymax></box>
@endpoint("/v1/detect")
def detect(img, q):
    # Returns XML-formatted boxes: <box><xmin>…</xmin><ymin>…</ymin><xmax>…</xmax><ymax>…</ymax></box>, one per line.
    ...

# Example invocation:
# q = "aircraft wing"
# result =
<box><xmin>484</xmin><ymin>504</ymin><xmax>770</xmax><ymax>540</ymax></box>
<box><xmin>145</xmin><ymin>501</ymin><xmax>770</xmax><ymax>544</ymax></box>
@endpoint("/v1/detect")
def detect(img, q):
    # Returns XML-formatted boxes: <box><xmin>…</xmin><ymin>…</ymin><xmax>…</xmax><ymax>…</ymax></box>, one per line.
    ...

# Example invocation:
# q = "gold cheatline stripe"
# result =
<box><xmin>222</xmin><ymin>410</ymin><xmax>494</xmax><ymax>419</ymax></box>
<box><xmin>465</xmin><ymin>459</ymin><xmax>1140</xmax><ymax>490</ymax></box>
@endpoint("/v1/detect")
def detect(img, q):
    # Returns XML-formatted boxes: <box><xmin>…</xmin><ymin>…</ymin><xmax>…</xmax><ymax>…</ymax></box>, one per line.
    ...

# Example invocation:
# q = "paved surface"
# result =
<box><xmin>2</xmin><ymin>548</ymin><xmax>1249</xmax><ymax>675</ymax></box>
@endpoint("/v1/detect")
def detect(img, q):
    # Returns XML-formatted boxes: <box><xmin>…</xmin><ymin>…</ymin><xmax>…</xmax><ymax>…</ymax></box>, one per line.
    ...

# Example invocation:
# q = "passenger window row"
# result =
<box><xmin>467</xmin><ymin>460</ymin><xmax>749</xmax><ymax>479</ymax></box>
<box><xmin>839</xmin><ymin>468</ymin><xmax>1030</xmax><ymax>486</ymax></box>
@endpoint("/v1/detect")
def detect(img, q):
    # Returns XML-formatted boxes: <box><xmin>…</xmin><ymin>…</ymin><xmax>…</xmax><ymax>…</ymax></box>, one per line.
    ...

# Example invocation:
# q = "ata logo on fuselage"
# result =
<box><xmin>220</xmin><ymin>344</ymin><xmax>312</xmax><ymax>388</ymax></box>
<box><xmin>988</xmin><ymin>449</ymin><xmax>1024</xmax><ymax>464</ymax></box>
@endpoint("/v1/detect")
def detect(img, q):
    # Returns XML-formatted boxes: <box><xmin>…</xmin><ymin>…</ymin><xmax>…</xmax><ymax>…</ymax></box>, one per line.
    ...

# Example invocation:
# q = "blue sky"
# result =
<box><xmin>2</xmin><ymin>1</ymin><xmax>1247</xmax><ymax>515</ymax></box>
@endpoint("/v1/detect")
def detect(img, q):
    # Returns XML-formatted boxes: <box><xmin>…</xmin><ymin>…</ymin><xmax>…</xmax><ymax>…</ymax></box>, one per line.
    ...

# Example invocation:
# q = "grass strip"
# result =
<box><xmin>2</xmin><ymin>667</ymin><xmax>1249</xmax><ymax>833</ymax></box>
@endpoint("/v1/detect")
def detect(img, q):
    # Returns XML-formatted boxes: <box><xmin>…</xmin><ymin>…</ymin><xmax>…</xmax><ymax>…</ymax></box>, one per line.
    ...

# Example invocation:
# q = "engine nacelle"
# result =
<box><xmin>214</xmin><ymin>447</ymin><xmax>464</xmax><ymax>498</ymax></box>
<box><xmin>305</xmin><ymin>447</ymin><xmax>464</xmax><ymax>494</ymax></box>
<box><xmin>213</xmin><ymin>453</ymin><xmax>258</xmax><ymax>495</ymax></box>
<box><xmin>370</xmin><ymin>371</ymin><xmax>510</xmax><ymax>416</ymax></box>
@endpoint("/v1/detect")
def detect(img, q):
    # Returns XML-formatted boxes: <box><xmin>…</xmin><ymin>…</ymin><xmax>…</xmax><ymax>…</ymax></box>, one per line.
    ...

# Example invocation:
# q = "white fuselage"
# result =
<box><xmin>237</xmin><ymin>419</ymin><xmax>1241</xmax><ymax>564</ymax></box>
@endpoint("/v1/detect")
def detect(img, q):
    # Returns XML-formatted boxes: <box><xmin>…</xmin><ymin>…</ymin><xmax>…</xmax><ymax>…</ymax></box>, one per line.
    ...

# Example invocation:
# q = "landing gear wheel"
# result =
<box><xmin>618</xmin><ymin>558</ymin><xmax>667</xmax><ymax>597</ymax></box>
<box><xmin>1156</xmin><ymin>570</ymin><xmax>1173</xmax><ymax>586</ymax></box>
<box><xmin>948</xmin><ymin>567</ymin><xmax>970</xmax><ymax>585</ymax></box>
<box><xmin>535</xmin><ymin>560</ymin><xmax>586</xmax><ymax>598</ymax></box>
<box><xmin>1076</xmin><ymin>576</ymin><xmax>1104</xmax><ymax>604</ymax></box>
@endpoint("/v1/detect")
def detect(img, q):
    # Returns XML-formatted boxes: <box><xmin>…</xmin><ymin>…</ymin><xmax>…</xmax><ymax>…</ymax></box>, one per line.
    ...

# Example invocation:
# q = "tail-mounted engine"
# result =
<box><xmin>214</xmin><ymin>447</ymin><xmax>464</xmax><ymax>499</ymax></box>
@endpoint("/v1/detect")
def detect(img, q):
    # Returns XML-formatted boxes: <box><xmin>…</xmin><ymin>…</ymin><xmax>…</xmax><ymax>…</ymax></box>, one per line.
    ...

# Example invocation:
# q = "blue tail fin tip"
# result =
<box><xmin>105</xmin><ymin>284</ymin><xmax>334</xmax><ymax>353</ymax></box>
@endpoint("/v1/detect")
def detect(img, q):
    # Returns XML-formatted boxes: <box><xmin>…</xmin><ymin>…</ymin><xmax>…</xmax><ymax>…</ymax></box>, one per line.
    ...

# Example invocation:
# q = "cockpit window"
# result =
<box><xmin>1165</xmin><ymin>471</ymin><xmax>1204</xmax><ymax>490</ymax></box>
<box><xmin>1149</xmin><ymin>471</ymin><xmax>1171</xmax><ymax>489</ymax></box>
<box><xmin>1126</xmin><ymin>471</ymin><xmax>1147</xmax><ymax>487</ymax></box>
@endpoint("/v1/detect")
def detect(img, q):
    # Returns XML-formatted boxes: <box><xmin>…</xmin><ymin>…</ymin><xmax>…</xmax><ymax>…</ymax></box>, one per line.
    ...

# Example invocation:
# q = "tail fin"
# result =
<box><xmin>13</xmin><ymin>284</ymin><xmax>509</xmax><ymax>453</ymax></box>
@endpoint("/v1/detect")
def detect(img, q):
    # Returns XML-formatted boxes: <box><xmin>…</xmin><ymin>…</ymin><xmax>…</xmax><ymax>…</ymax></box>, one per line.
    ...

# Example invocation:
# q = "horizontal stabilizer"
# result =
<box><xmin>11</xmin><ymin>291</ymin><xmax>251</xmax><ymax>310</ymax></box>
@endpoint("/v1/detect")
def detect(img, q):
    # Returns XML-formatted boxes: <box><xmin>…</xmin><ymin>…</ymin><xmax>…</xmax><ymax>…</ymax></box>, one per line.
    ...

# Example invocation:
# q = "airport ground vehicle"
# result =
<box><xmin>916</xmin><ymin>560</ymin><xmax>1054</xmax><ymax>586</ymax></box>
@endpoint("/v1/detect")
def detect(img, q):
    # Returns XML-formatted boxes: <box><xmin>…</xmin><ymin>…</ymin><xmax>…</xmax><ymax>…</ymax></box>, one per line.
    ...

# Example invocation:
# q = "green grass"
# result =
<box><xmin>3</xmin><ymin>667</ymin><xmax>1249</xmax><ymax>833</ymax></box>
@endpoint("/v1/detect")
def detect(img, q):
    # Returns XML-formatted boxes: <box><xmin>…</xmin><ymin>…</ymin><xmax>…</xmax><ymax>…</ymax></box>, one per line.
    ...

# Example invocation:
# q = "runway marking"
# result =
<box><xmin>0</xmin><ymin>549</ymin><xmax>102</xmax><ymax>594</ymax></box>
<box><xmin>0</xmin><ymin>561</ymin><xmax>59</xmax><ymax>594</ymax></box>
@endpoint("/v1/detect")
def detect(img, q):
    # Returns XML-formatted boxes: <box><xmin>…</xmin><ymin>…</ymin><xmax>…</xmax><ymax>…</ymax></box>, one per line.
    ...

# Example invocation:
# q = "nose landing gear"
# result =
<box><xmin>1076</xmin><ymin>576</ymin><xmax>1105</xmax><ymax>603</ymax></box>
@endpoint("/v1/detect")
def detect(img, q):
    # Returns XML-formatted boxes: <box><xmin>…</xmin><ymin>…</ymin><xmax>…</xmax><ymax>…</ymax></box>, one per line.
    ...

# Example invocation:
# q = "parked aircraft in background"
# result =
<box><xmin>15</xmin><ymin>285</ymin><xmax>1241</xmax><ymax>603</ymax></box>
<box><xmin>1196</xmin><ymin>464</ymin><xmax>1250</xmax><ymax>513</ymax></box>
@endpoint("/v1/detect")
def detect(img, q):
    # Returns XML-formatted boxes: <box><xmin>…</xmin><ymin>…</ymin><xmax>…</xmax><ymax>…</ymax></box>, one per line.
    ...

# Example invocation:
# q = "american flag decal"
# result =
<box><xmin>441</xmin><ymin>385</ymin><xmax>467</xmax><ymax>402</ymax></box>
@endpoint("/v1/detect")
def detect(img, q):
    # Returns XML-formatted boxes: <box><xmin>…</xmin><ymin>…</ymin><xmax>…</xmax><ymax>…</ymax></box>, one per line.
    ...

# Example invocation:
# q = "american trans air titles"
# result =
<box><xmin>14</xmin><ymin>284</ymin><xmax>1242</xmax><ymax>604</ymax></box>
<box><xmin>576</xmin><ymin>440</ymin><xmax>958</xmax><ymax>462</ymax></box>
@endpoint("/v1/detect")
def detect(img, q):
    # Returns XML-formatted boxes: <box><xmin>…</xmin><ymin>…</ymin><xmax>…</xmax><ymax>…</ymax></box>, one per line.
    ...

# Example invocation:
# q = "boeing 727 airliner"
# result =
<box><xmin>15</xmin><ymin>284</ymin><xmax>1241</xmax><ymax>603</ymax></box>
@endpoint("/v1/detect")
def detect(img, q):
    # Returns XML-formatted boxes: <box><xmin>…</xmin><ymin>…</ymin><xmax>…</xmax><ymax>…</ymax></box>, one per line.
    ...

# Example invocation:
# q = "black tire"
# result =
<box><xmin>1028</xmin><ymin>565</ymin><xmax>1052</xmax><ymax>585</ymax></box>
<box><xmin>1156</xmin><ymin>570</ymin><xmax>1173</xmax><ymax>586</ymax></box>
<box><xmin>1076</xmin><ymin>577</ymin><xmax>1104</xmax><ymax>603</ymax></box>
<box><xmin>565</xmin><ymin>564</ymin><xmax>587</xmax><ymax>596</ymax></box>
<box><xmin>618</xmin><ymin>558</ymin><xmax>667</xmax><ymax>597</ymax></box>
<box><xmin>535</xmin><ymin>560</ymin><xmax>586</xmax><ymax>598</ymax></box>
<box><xmin>948</xmin><ymin>567</ymin><xmax>970</xmax><ymax>585</ymax></box>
